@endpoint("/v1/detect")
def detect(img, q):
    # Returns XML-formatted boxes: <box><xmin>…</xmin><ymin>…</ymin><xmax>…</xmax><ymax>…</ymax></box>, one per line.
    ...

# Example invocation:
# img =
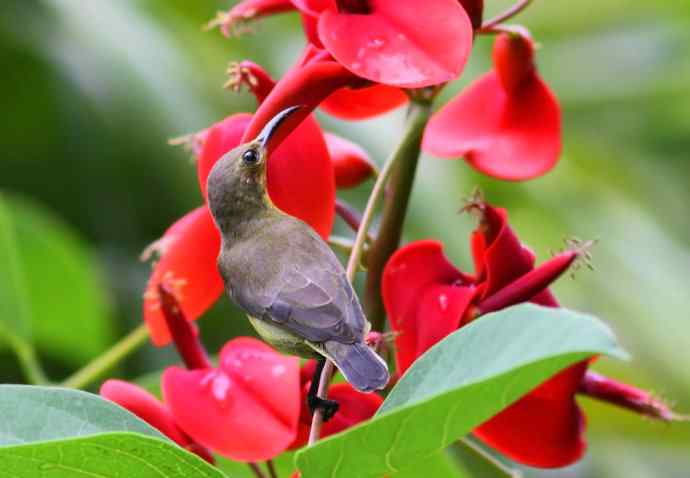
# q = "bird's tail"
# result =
<box><xmin>323</xmin><ymin>341</ymin><xmax>389</xmax><ymax>392</ymax></box>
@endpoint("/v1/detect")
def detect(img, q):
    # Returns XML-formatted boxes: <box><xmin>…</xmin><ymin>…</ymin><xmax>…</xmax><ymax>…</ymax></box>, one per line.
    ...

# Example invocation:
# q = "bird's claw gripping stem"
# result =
<box><xmin>308</xmin><ymin>395</ymin><xmax>340</xmax><ymax>422</ymax></box>
<box><xmin>307</xmin><ymin>358</ymin><xmax>339</xmax><ymax>422</ymax></box>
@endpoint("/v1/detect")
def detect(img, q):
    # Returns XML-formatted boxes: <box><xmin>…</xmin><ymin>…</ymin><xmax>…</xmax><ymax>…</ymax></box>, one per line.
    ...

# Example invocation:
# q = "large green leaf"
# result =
<box><xmin>0</xmin><ymin>194</ymin><xmax>113</xmax><ymax>365</ymax></box>
<box><xmin>296</xmin><ymin>304</ymin><xmax>628</xmax><ymax>478</ymax></box>
<box><xmin>0</xmin><ymin>432</ymin><xmax>226</xmax><ymax>478</ymax></box>
<box><xmin>0</xmin><ymin>385</ymin><xmax>163</xmax><ymax>445</ymax></box>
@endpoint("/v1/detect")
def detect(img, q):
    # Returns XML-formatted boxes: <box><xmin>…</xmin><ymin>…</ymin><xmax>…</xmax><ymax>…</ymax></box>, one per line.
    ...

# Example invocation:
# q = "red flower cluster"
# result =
<box><xmin>129</xmin><ymin>0</ymin><xmax>679</xmax><ymax>472</ymax></box>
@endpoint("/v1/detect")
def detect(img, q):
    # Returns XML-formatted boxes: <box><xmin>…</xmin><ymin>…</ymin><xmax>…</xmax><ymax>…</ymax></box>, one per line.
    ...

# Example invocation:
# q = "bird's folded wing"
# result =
<box><xmin>246</xmin><ymin>262</ymin><xmax>364</xmax><ymax>344</ymax></box>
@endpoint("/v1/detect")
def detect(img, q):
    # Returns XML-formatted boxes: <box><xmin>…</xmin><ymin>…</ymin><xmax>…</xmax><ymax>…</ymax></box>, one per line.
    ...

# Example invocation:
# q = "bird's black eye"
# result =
<box><xmin>242</xmin><ymin>148</ymin><xmax>260</xmax><ymax>165</ymax></box>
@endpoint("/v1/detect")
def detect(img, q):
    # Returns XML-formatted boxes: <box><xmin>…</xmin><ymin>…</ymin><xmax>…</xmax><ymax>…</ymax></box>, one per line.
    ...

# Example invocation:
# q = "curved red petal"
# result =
<box><xmin>423</xmin><ymin>71</ymin><xmax>561</xmax><ymax>180</ymax></box>
<box><xmin>143</xmin><ymin>207</ymin><xmax>223</xmax><ymax>346</ymax></box>
<box><xmin>196</xmin><ymin>113</ymin><xmax>335</xmax><ymax>239</ymax></box>
<box><xmin>291</xmin><ymin>0</ymin><xmax>335</xmax><ymax>16</ymax></box>
<box><xmin>493</xmin><ymin>30</ymin><xmax>536</xmax><ymax>94</ymax></box>
<box><xmin>197</xmin><ymin>113</ymin><xmax>252</xmax><ymax>199</ymax></box>
<box><xmin>267</xmin><ymin>117</ymin><xmax>336</xmax><ymax>239</ymax></box>
<box><xmin>382</xmin><ymin>240</ymin><xmax>476</xmax><ymax>373</ymax></box>
<box><xmin>321</xmin><ymin>84</ymin><xmax>408</xmax><ymax>120</ymax></box>
<box><xmin>475</xmin><ymin>362</ymin><xmax>588</xmax><ymax>468</ymax></box>
<box><xmin>478</xmin><ymin>206</ymin><xmax>534</xmax><ymax>299</ymax></box>
<box><xmin>240</xmin><ymin>61</ymin><xmax>361</xmax><ymax>145</ymax></box>
<box><xmin>163</xmin><ymin>338</ymin><xmax>300</xmax><ymax>462</ymax></box>
<box><xmin>324</xmin><ymin>132</ymin><xmax>375</xmax><ymax>188</ymax></box>
<box><xmin>318</xmin><ymin>0</ymin><xmax>473</xmax><ymax>88</ymax></box>
<box><xmin>100</xmin><ymin>380</ymin><xmax>189</xmax><ymax>446</ymax></box>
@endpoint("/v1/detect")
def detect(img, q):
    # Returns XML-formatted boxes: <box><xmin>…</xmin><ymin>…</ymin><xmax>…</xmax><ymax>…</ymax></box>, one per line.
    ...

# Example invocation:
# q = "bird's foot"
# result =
<box><xmin>308</xmin><ymin>396</ymin><xmax>339</xmax><ymax>422</ymax></box>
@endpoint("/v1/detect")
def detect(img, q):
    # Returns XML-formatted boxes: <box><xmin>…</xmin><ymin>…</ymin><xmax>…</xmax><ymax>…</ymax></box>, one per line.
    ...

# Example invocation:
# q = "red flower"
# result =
<box><xmin>100</xmin><ymin>380</ymin><xmax>214</xmax><ymax>463</ymax></box>
<box><xmin>324</xmin><ymin>132</ymin><xmax>376</xmax><ymax>188</ymax></box>
<box><xmin>143</xmin><ymin>60</ymin><xmax>336</xmax><ymax>346</ymax></box>
<box><xmin>382</xmin><ymin>198</ymin><xmax>588</xmax><ymax>467</ymax></box>
<box><xmin>215</xmin><ymin>0</ymin><xmax>473</xmax><ymax>89</ymax></box>
<box><xmin>290</xmin><ymin>360</ymin><xmax>384</xmax><ymax>449</ymax></box>
<box><xmin>423</xmin><ymin>29</ymin><xmax>561</xmax><ymax>180</ymax></box>
<box><xmin>163</xmin><ymin>337</ymin><xmax>301</xmax><ymax>462</ymax></box>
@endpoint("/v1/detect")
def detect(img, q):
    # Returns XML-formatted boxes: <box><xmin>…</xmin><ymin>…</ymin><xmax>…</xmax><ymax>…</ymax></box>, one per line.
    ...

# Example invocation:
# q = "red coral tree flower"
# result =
<box><xmin>382</xmin><ymin>199</ymin><xmax>592</xmax><ymax>467</ymax></box>
<box><xmin>423</xmin><ymin>29</ymin><xmax>562</xmax><ymax>180</ymax></box>
<box><xmin>214</xmin><ymin>0</ymin><xmax>474</xmax><ymax>89</ymax></box>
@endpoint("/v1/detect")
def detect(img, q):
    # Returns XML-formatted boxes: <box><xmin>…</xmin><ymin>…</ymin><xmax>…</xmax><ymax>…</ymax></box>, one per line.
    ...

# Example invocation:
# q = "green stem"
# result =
<box><xmin>5</xmin><ymin>333</ymin><xmax>49</xmax><ymax>385</ymax></box>
<box><xmin>450</xmin><ymin>437</ymin><xmax>522</xmax><ymax>477</ymax></box>
<box><xmin>60</xmin><ymin>323</ymin><xmax>149</xmax><ymax>389</ymax></box>
<box><xmin>363</xmin><ymin>100</ymin><xmax>432</xmax><ymax>331</ymax></box>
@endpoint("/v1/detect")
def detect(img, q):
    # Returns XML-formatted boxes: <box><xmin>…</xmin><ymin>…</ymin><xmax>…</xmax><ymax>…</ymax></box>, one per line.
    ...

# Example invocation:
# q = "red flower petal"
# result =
<box><xmin>459</xmin><ymin>0</ymin><xmax>484</xmax><ymax>30</ymax></box>
<box><xmin>467</xmin><ymin>203</ymin><xmax>534</xmax><ymax>298</ymax></box>
<box><xmin>321</xmin><ymin>84</ymin><xmax>408</xmax><ymax>120</ymax></box>
<box><xmin>324</xmin><ymin>132</ymin><xmax>375</xmax><ymax>188</ymax></box>
<box><xmin>382</xmin><ymin>240</ymin><xmax>476</xmax><ymax>373</ymax></box>
<box><xmin>197</xmin><ymin>114</ymin><xmax>251</xmax><ymax>200</ymax></box>
<box><xmin>143</xmin><ymin>207</ymin><xmax>223</xmax><ymax>346</ymax></box>
<box><xmin>475</xmin><ymin>363</ymin><xmax>588</xmax><ymax>468</ymax></box>
<box><xmin>163</xmin><ymin>337</ymin><xmax>300</xmax><ymax>462</ymax></box>
<box><xmin>100</xmin><ymin>380</ymin><xmax>189</xmax><ymax>446</ymax></box>
<box><xmin>196</xmin><ymin>112</ymin><xmax>336</xmax><ymax>239</ymax></box>
<box><xmin>423</xmin><ymin>71</ymin><xmax>561</xmax><ymax>180</ymax></box>
<box><xmin>318</xmin><ymin>0</ymin><xmax>473</xmax><ymax>88</ymax></box>
<box><xmin>493</xmin><ymin>31</ymin><xmax>536</xmax><ymax>94</ymax></box>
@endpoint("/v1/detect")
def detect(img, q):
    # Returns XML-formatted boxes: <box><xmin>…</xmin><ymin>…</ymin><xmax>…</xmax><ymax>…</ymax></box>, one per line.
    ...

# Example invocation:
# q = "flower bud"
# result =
<box><xmin>493</xmin><ymin>30</ymin><xmax>536</xmax><ymax>94</ymax></box>
<box><xmin>324</xmin><ymin>132</ymin><xmax>376</xmax><ymax>188</ymax></box>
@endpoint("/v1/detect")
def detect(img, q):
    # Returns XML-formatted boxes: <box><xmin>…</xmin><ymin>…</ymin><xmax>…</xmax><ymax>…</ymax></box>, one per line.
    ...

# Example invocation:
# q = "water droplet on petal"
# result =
<box><xmin>271</xmin><ymin>364</ymin><xmax>286</xmax><ymax>377</ymax></box>
<box><xmin>438</xmin><ymin>293</ymin><xmax>449</xmax><ymax>311</ymax></box>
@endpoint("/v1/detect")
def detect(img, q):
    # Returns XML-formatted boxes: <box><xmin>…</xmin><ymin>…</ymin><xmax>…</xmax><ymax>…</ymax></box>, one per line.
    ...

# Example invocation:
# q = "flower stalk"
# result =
<box><xmin>363</xmin><ymin>99</ymin><xmax>432</xmax><ymax>331</ymax></box>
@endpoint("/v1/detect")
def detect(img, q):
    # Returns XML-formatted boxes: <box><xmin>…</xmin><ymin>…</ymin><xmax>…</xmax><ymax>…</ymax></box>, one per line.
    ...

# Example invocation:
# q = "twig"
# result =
<box><xmin>479</xmin><ymin>0</ymin><xmax>533</xmax><ymax>32</ymax></box>
<box><xmin>248</xmin><ymin>463</ymin><xmax>268</xmax><ymax>478</ymax></box>
<box><xmin>61</xmin><ymin>324</ymin><xmax>149</xmax><ymax>389</ymax></box>
<box><xmin>266</xmin><ymin>460</ymin><xmax>278</xmax><ymax>478</ymax></box>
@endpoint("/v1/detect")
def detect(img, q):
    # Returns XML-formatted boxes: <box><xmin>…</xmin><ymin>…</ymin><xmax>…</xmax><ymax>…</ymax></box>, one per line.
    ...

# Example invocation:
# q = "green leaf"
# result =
<box><xmin>0</xmin><ymin>432</ymin><xmax>226</xmax><ymax>478</ymax></box>
<box><xmin>296</xmin><ymin>304</ymin><xmax>628</xmax><ymax>478</ymax></box>
<box><xmin>0</xmin><ymin>194</ymin><xmax>113</xmax><ymax>365</ymax></box>
<box><xmin>0</xmin><ymin>193</ymin><xmax>31</xmax><ymax>341</ymax></box>
<box><xmin>0</xmin><ymin>385</ymin><xmax>164</xmax><ymax>445</ymax></box>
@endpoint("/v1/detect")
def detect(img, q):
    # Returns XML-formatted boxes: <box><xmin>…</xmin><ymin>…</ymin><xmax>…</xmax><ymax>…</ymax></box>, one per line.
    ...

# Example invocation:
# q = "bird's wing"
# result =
<box><xmin>229</xmin><ymin>223</ymin><xmax>366</xmax><ymax>345</ymax></box>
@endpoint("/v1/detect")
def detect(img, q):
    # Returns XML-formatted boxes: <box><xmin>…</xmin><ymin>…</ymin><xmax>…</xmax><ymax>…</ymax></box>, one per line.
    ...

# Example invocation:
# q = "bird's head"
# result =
<box><xmin>207</xmin><ymin>106</ymin><xmax>301</xmax><ymax>233</ymax></box>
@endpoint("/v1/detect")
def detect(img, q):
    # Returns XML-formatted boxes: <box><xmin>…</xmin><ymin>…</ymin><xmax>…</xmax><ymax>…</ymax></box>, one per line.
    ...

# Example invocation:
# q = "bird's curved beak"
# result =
<box><xmin>256</xmin><ymin>105</ymin><xmax>303</xmax><ymax>155</ymax></box>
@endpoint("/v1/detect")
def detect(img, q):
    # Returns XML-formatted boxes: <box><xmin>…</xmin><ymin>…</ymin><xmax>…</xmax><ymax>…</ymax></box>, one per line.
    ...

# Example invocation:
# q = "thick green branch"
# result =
<box><xmin>363</xmin><ymin>100</ymin><xmax>432</xmax><ymax>331</ymax></box>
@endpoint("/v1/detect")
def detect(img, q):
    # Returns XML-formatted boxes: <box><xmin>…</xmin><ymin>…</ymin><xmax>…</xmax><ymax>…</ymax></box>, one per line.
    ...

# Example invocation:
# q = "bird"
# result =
<box><xmin>206</xmin><ymin>106</ymin><xmax>389</xmax><ymax>419</ymax></box>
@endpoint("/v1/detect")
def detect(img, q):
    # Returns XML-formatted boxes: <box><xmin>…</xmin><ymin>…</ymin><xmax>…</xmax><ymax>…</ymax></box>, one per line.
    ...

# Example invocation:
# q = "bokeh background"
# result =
<box><xmin>1</xmin><ymin>0</ymin><xmax>689</xmax><ymax>476</ymax></box>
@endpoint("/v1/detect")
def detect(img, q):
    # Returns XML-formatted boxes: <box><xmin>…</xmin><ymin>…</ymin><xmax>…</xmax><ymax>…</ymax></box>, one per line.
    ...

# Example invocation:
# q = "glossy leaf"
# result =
<box><xmin>0</xmin><ymin>432</ymin><xmax>225</xmax><ymax>478</ymax></box>
<box><xmin>295</xmin><ymin>304</ymin><xmax>627</xmax><ymax>477</ymax></box>
<box><xmin>0</xmin><ymin>385</ymin><xmax>163</xmax><ymax>445</ymax></box>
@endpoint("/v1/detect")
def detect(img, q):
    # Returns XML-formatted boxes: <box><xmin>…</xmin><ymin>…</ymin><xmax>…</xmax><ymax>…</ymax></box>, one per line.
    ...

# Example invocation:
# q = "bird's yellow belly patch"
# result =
<box><xmin>247</xmin><ymin>315</ymin><xmax>320</xmax><ymax>358</ymax></box>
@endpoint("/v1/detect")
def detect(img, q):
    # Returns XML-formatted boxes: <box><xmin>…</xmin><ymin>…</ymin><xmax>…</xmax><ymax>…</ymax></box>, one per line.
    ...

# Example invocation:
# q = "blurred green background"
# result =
<box><xmin>1</xmin><ymin>0</ymin><xmax>689</xmax><ymax>476</ymax></box>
